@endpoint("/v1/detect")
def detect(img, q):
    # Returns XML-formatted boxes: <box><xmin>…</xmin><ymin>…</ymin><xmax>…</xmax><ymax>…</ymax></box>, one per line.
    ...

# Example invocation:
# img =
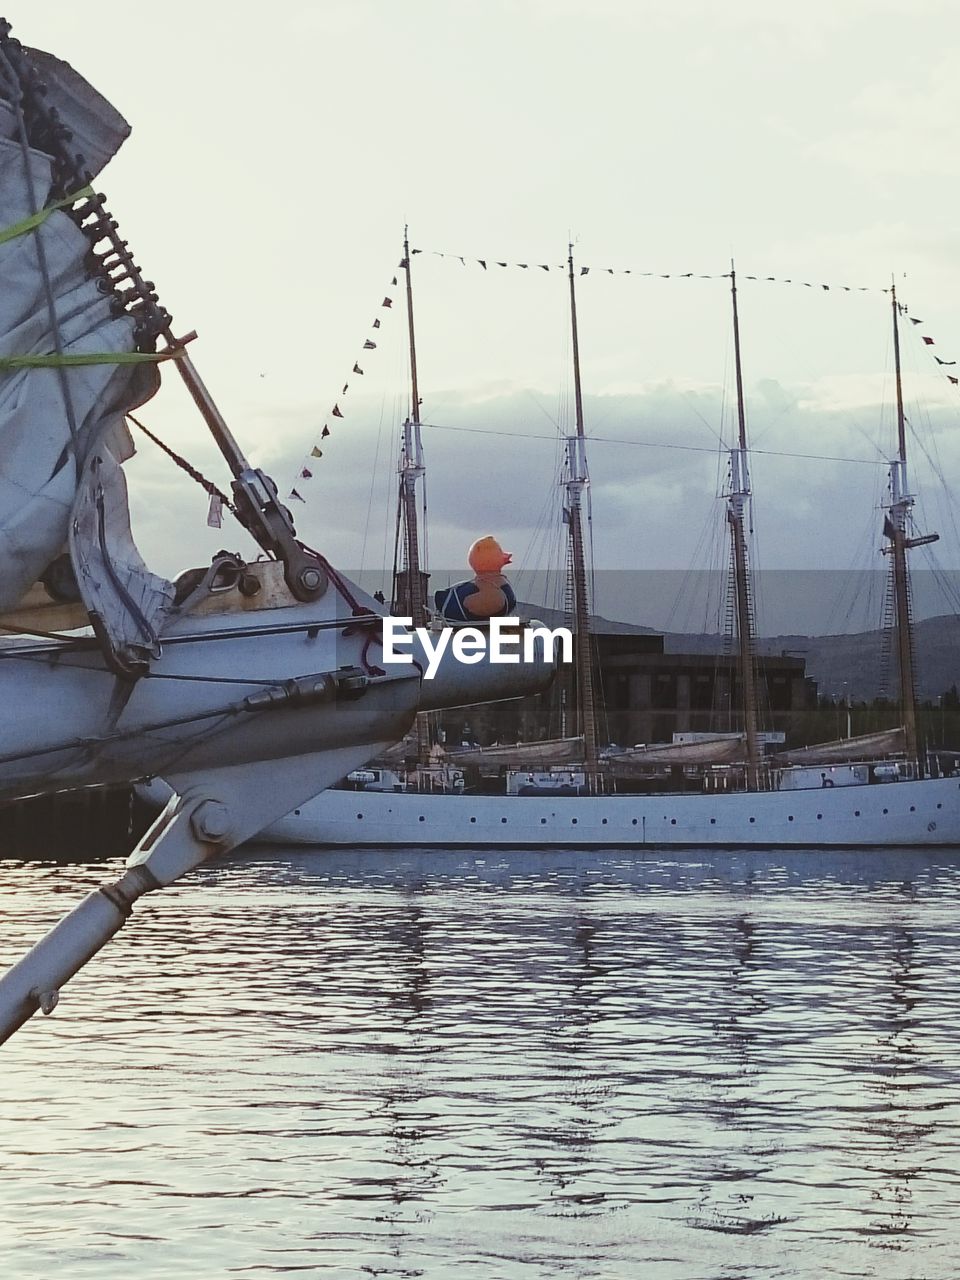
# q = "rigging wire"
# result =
<box><xmin>418</xmin><ymin>419</ymin><xmax>888</xmax><ymax>467</ymax></box>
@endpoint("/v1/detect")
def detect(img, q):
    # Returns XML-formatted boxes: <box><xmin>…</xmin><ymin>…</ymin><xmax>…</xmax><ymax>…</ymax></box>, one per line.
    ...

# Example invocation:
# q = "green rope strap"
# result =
<box><xmin>0</xmin><ymin>350</ymin><xmax>183</xmax><ymax>371</ymax></box>
<box><xmin>0</xmin><ymin>187</ymin><xmax>181</xmax><ymax>373</ymax></box>
<box><xmin>0</xmin><ymin>184</ymin><xmax>95</xmax><ymax>247</ymax></box>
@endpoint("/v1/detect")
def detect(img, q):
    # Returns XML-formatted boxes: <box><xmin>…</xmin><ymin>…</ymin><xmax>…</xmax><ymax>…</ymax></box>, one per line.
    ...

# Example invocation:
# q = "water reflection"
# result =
<box><xmin>1</xmin><ymin>847</ymin><xmax>960</xmax><ymax>1277</ymax></box>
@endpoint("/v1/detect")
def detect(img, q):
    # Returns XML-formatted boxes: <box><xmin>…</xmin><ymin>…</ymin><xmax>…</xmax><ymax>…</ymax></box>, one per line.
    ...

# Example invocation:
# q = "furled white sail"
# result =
<box><xmin>607</xmin><ymin>736</ymin><xmax>747</xmax><ymax>769</ymax></box>
<box><xmin>445</xmin><ymin>736</ymin><xmax>585</xmax><ymax>769</ymax></box>
<box><xmin>772</xmin><ymin>728</ymin><xmax>906</xmax><ymax>766</ymax></box>
<box><xmin>0</xmin><ymin>51</ymin><xmax>171</xmax><ymax>662</ymax></box>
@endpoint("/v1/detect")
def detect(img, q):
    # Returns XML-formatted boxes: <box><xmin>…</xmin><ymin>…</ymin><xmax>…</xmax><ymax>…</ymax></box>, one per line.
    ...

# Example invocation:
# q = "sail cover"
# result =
<box><xmin>607</xmin><ymin>736</ymin><xmax>748</xmax><ymax>769</ymax></box>
<box><xmin>0</xmin><ymin>48</ymin><xmax>171</xmax><ymax>661</ymax></box>
<box><xmin>445</xmin><ymin>736</ymin><xmax>585</xmax><ymax>769</ymax></box>
<box><xmin>771</xmin><ymin>727</ymin><xmax>906</xmax><ymax>766</ymax></box>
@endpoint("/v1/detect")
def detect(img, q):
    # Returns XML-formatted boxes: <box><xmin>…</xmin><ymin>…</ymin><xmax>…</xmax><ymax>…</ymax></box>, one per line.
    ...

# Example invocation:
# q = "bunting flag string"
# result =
<box><xmin>901</xmin><ymin>302</ymin><xmax>960</xmax><ymax>388</ymax></box>
<box><xmin>286</xmin><ymin>272</ymin><xmax>398</xmax><ymax>501</ymax></box>
<box><xmin>414</xmin><ymin>247</ymin><xmax>888</xmax><ymax>294</ymax></box>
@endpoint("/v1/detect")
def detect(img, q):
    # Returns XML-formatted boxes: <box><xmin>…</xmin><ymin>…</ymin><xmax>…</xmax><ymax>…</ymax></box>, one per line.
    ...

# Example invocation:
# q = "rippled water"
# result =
<box><xmin>2</xmin><ymin>847</ymin><xmax>960</xmax><ymax>1278</ymax></box>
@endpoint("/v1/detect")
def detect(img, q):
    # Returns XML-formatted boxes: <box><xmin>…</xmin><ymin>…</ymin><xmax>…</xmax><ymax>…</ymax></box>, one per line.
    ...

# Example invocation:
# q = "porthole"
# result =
<box><xmin>883</xmin><ymin>808</ymin><xmax>888</xmax><ymax>815</ymax></box>
<box><xmin>540</xmin><ymin>818</ymin><xmax>547</xmax><ymax>824</ymax></box>
<box><xmin>601</xmin><ymin>818</ymin><xmax>608</xmax><ymax>825</ymax></box>
<box><xmin>295</xmin><ymin>809</ymin><xmax>301</xmax><ymax>815</ymax></box>
<box><xmin>356</xmin><ymin>813</ymin><xmax>363</xmax><ymax>820</ymax></box>
<box><xmin>788</xmin><ymin>816</ymin><xmax>794</xmax><ymax>822</ymax></box>
<box><xmin>854</xmin><ymin>810</ymin><xmax>861</xmax><ymax>817</ymax></box>
<box><xmin>749</xmin><ymin>817</ymin><xmax>756</xmax><ymax>824</ymax></box>
<box><xmin>419</xmin><ymin>816</ymin><xmax>425</xmax><ymax>822</ymax></box>
<box><xmin>671</xmin><ymin>818</ymin><xmax>677</xmax><ymax>825</ymax></box>
<box><xmin>631</xmin><ymin>818</ymin><xmax>639</xmax><ymax>826</ymax></box>
<box><xmin>572</xmin><ymin>817</ymin><xmax>578</xmax><ymax>825</ymax></box>
<box><xmin>817</xmin><ymin>814</ymin><xmax>823</xmax><ymax>820</ymax></box>
<box><xmin>910</xmin><ymin>806</ymin><xmax>916</xmax><ymax>813</ymax></box>
<box><xmin>501</xmin><ymin>817</ymin><xmax>507</xmax><ymax>824</ymax></box>
<box><xmin>470</xmin><ymin>817</ymin><xmax>477</xmax><ymax>823</ymax></box>
<box><xmin>938</xmin><ymin>803</ymin><xmax>943</xmax><ymax>810</ymax></box>
<box><xmin>710</xmin><ymin>818</ymin><xmax>716</xmax><ymax>825</ymax></box>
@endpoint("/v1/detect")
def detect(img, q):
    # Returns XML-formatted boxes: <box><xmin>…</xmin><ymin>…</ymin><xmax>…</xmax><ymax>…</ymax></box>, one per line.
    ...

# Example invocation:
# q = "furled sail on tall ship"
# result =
<box><xmin>606</xmin><ymin>736</ymin><xmax>748</xmax><ymax>770</ymax></box>
<box><xmin>0</xmin><ymin>45</ymin><xmax>171</xmax><ymax>662</ymax></box>
<box><xmin>772</xmin><ymin>728</ymin><xmax>906</xmax><ymax>767</ymax></box>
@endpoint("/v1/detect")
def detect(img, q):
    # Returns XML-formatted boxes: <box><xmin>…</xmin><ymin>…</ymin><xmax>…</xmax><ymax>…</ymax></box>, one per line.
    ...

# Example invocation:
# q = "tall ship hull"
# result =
<box><xmin>253</xmin><ymin>772</ymin><xmax>960</xmax><ymax>848</ymax></box>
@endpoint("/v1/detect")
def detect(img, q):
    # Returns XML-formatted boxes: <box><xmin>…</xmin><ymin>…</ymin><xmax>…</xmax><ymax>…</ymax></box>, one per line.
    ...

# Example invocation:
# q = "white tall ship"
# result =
<box><xmin>247</xmin><ymin>247</ymin><xmax>960</xmax><ymax>849</ymax></box>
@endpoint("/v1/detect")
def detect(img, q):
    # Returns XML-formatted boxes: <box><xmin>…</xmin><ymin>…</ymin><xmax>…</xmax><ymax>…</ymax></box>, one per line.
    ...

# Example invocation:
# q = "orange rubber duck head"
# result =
<box><xmin>468</xmin><ymin>535</ymin><xmax>512</xmax><ymax>574</ymax></box>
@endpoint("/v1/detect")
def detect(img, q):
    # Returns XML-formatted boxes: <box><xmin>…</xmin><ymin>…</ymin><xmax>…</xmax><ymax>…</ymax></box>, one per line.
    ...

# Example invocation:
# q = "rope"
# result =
<box><xmin>0</xmin><ymin>350</ymin><xmax>182</xmax><ymax>370</ymax></box>
<box><xmin>0</xmin><ymin>184</ymin><xmax>94</xmax><ymax>246</ymax></box>
<box><xmin>127</xmin><ymin>412</ymin><xmax>236</xmax><ymax>515</ymax></box>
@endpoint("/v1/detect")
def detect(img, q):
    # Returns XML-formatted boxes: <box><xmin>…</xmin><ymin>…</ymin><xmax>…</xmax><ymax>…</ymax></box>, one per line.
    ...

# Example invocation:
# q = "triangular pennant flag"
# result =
<box><xmin>950</xmin><ymin>376</ymin><xmax>959</xmax><ymax>385</ymax></box>
<box><xmin>399</xmin><ymin>257</ymin><xmax>408</xmax><ymax>269</ymax></box>
<box><xmin>539</xmin><ymin>264</ymin><xmax>550</xmax><ymax>271</ymax></box>
<box><xmin>478</xmin><ymin>259</ymin><xmax>487</xmax><ymax>269</ymax></box>
<box><xmin>290</xmin><ymin>488</ymin><xmax>305</xmax><ymax>502</ymax></box>
<box><xmin>311</xmin><ymin>446</ymin><xmax>323</xmax><ymax>457</ymax></box>
<box><xmin>332</xmin><ymin>404</ymin><xmax>343</xmax><ymax>417</ymax></box>
<box><xmin>412</xmin><ymin>248</ymin><xmax>422</xmax><ymax>254</ymax></box>
<box><xmin>382</xmin><ymin>297</ymin><xmax>392</xmax><ymax>308</ymax></box>
<box><xmin>923</xmin><ymin>336</ymin><xmax>935</xmax><ymax>345</ymax></box>
<box><xmin>363</xmin><ymin>339</ymin><xmax>377</xmax><ymax>349</ymax></box>
<box><xmin>391</xmin><ymin>276</ymin><xmax>397</xmax><ymax>286</ymax></box>
<box><xmin>517</xmin><ymin>263</ymin><xmax>528</xmax><ymax>269</ymax></box>
<box><xmin>373</xmin><ymin>318</ymin><xmax>381</xmax><ymax>328</ymax></box>
<box><xmin>300</xmin><ymin>467</ymin><xmax>313</xmax><ymax>479</ymax></box>
<box><xmin>341</xmin><ymin>383</ymin><xmax>348</xmax><ymax>395</ymax></box>
<box><xmin>353</xmin><ymin>363</ymin><xmax>364</xmax><ymax>374</ymax></box>
<box><xmin>822</xmin><ymin>284</ymin><xmax>830</xmax><ymax>291</ymax></box>
<box><xmin>935</xmin><ymin>357</ymin><xmax>957</xmax><ymax>366</ymax></box>
<box><xmin>909</xmin><ymin>317</ymin><xmax>923</xmax><ymax>324</ymax></box>
<box><xmin>497</xmin><ymin>262</ymin><xmax>507</xmax><ymax>267</ymax></box>
<box><xmin>206</xmin><ymin>493</ymin><xmax>223</xmax><ymax>529</ymax></box>
<box><xmin>580</xmin><ymin>267</ymin><xmax>589</xmax><ymax>276</ymax></box>
<box><xmin>321</xmin><ymin>426</ymin><xmax>330</xmax><ymax>438</ymax></box>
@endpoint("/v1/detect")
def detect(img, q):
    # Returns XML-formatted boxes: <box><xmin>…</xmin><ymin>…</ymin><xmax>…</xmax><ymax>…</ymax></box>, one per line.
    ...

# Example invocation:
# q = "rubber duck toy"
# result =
<box><xmin>434</xmin><ymin>535</ymin><xmax>518</xmax><ymax>623</ymax></box>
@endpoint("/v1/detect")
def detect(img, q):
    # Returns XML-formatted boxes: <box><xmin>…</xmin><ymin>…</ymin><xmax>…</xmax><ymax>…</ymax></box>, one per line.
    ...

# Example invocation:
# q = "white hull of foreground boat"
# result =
<box><xmin>245</xmin><ymin>773</ymin><xmax>960</xmax><ymax>848</ymax></box>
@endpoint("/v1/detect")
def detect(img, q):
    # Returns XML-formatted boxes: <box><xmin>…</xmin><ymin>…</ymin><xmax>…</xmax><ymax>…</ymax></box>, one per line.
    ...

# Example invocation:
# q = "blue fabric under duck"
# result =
<box><xmin>435</xmin><ymin>577</ymin><xmax>517</xmax><ymax>623</ymax></box>
<box><xmin>434</xmin><ymin>535</ymin><xmax>516</xmax><ymax>623</ymax></box>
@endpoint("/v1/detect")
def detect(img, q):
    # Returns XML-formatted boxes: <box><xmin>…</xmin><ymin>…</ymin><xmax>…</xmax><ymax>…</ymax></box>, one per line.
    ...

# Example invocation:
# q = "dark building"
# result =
<box><xmin>437</xmin><ymin>619</ymin><xmax>813</xmax><ymax>750</ymax></box>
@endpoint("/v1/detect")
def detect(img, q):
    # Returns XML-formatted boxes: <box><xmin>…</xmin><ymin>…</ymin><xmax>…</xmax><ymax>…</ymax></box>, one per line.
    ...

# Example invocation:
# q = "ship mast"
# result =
<box><xmin>885</xmin><ymin>282</ymin><xmax>938</xmax><ymax>770</ymax></box>
<box><xmin>394</xmin><ymin>225</ymin><xmax>428</xmax><ymax>628</ymax></box>
<box><xmin>727</xmin><ymin>263</ymin><xmax>761</xmax><ymax>789</ymax></box>
<box><xmin>566</xmin><ymin>245</ymin><xmax>600</xmax><ymax>789</ymax></box>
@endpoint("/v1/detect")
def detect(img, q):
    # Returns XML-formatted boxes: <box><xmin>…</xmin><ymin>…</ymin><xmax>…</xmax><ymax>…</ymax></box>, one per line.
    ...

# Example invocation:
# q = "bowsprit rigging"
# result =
<box><xmin>0</xmin><ymin>19</ymin><xmax>552</xmax><ymax>1044</ymax></box>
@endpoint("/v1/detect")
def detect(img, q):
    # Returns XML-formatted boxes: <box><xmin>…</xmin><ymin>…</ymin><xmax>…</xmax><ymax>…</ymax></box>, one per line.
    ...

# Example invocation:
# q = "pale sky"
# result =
<box><xmin>10</xmin><ymin>0</ymin><xmax>960</xmax><ymax>630</ymax></box>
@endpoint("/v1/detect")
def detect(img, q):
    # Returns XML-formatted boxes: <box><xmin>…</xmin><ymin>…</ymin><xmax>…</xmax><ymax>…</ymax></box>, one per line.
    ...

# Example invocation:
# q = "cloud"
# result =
<box><xmin>122</xmin><ymin>372</ymin><xmax>960</xmax><ymax>627</ymax></box>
